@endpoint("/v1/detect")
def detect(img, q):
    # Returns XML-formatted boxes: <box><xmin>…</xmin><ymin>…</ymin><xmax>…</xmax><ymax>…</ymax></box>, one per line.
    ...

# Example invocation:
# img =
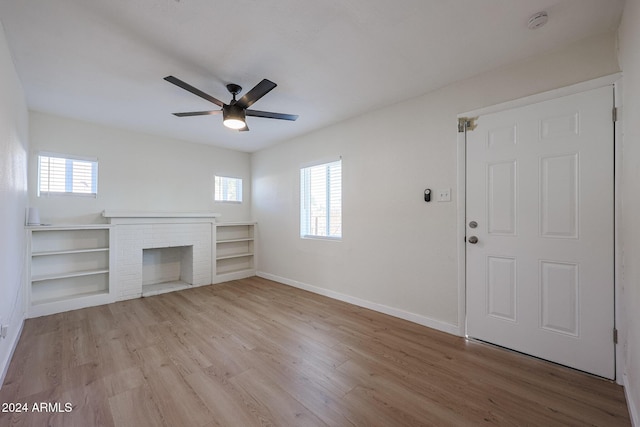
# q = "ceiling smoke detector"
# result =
<box><xmin>527</xmin><ymin>11</ymin><xmax>548</xmax><ymax>30</ymax></box>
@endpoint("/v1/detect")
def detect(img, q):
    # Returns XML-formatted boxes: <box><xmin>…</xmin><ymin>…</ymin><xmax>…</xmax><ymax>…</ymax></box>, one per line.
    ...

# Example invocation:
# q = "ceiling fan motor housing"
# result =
<box><xmin>223</xmin><ymin>104</ymin><xmax>246</xmax><ymax>129</ymax></box>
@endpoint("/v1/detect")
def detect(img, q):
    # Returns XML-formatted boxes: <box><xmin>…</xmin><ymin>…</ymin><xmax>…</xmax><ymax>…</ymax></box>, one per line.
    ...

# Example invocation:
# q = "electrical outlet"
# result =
<box><xmin>0</xmin><ymin>325</ymin><xmax>7</xmax><ymax>339</ymax></box>
<box><xmin>437</xmin><ymin>188</ymin><xmax>451</xmax><ymax>202</ymax></box>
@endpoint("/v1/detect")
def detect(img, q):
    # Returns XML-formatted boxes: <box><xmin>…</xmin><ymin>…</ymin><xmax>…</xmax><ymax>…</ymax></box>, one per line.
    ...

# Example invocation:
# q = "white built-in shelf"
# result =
<box><xmin>216</xmin><ymin>252</ymin><xmax>253</xmax><ymax>261</ymax></box>
<box><xmin>31</xmin><ymin>290</ymin><xmax>110</xmax><ymax>306</ymax></box>
<box><xmin>215</xmin><ymin>222</ymin><xmax>256</xmax><ymax>282</ymax></box>
<box><xmin>32</xmin><ymin>269</ymin><xmax>110</xmax><ymax>282</ymax></box>
<box><xmin>32</xmin><ymin>248</ymin><xmax>109</xmax><ymax>257</ymax></box>
<box><xmin>27</xmin><ymin>225</ymin><xmax>113</xmax><ymax>317</ymax></box>
<box><xmin>216</xmin><ymin>237</ymin><xmax>254</xmax><ymax>244</ymax></box>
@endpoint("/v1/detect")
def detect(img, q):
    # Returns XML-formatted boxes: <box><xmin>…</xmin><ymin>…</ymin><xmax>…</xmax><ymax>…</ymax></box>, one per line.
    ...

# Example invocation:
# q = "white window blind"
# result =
<box><xmin>38</xmin><ymin>153</ymin><xmax>98</xmax><ymax>197</ymax></box>
<box><xmin>215</xmin><ymin>176</ymin><xmax>243</xmax><ymax>202</ymax></box>
<box><xmin>300</xmin><ymin>159</ymin><xmax>342</xmax><ymax>239</ymax></box>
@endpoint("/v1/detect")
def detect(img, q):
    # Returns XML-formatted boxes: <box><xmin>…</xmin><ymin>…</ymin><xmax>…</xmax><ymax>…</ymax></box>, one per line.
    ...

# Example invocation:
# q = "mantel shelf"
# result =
<box><xmin>102</xmin><ymin>210</ymin><xmax>221</xmax><ymax>219</ymax></box>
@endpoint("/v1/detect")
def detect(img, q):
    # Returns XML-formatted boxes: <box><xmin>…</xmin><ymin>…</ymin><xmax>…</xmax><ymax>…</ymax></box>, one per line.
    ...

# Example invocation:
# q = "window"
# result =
<box><xmin>38</xmin><ymin>153</ymin><xmax>98</xmax><ymax>197</ymax></box>
<box><xmin>215</xmin><ymin>175</ymin><xmax>243</xmax><ymax>202</ymax></box>
<box><xmin>300</xmin><ymin>159</ymin><xmax>342</xmax><ymax>239</ymax></box>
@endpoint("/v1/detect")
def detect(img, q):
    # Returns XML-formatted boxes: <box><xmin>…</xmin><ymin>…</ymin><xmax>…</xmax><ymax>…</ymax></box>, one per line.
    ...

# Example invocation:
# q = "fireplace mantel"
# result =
<box><xmin>102</xmin><ymin>210</ymin><xmax>221</xmax><ymax>225</ymax></box>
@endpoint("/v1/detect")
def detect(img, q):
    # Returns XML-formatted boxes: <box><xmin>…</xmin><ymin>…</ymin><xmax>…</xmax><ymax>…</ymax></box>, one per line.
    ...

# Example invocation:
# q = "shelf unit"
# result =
<box><xmin>27</xmin><ymin>225</ymin><xmax>114</xmax><ymax>317</ymax></box>
<box><xmin>215</xmin><ymin>222</ymin><xmax>256</xmax><ymax>283</ymax></box>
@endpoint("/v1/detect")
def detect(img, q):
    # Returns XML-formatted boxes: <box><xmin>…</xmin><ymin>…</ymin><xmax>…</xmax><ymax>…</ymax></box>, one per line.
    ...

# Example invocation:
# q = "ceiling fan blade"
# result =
<box><xmin>172</xmin><ymin>110</ymin><xmax>222</xmax><ymax>117</ymax></box>
<box><xmin>246</xmin><ymin>109</ymin><xmax>299</xmax><ymax>121</ymax></box>
<box><xmin>235</xmin><ymin>79</ymin><xmax>277</xmax><ymax>109</ymax></box>
<box><xmin>164</xmin><ymin>75</ymin><xmax>225</xmax><ymax>107</ymax></box>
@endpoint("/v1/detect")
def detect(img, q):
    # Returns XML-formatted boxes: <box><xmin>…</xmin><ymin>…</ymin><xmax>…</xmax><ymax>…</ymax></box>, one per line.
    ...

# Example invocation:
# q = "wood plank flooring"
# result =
<box><xmin>0</xmin><ymin>277</ymin><xmax>631</xmax><ymax>426</ymax></box>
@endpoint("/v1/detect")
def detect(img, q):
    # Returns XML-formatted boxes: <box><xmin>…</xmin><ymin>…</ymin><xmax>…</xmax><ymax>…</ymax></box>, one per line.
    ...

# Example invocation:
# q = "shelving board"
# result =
<box><xmin>216</xmin><ymin>237</ymin><xmax>254</xmax><ymax>243</ymax></box>
<box><xmin>32</xmin><ymin>269</ymin><xmax>110</xmax><ymax>282</ymax></box>
<box><xmin>216</xmin><ymin>252</ymin><xmax>253</xmax><ymax>261</ymax></box>
<box><xmin>33</xmin><ymin>248</ymin><xmax>109</xmax><ymax>257</ymax></box>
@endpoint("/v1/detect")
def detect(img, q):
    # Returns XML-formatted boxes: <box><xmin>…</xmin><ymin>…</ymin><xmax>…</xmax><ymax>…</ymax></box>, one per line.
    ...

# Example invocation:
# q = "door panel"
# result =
<box><xmin>487</xmin><ymin>161</ymin><xmax>517</xmax><ymax>235</ymax></box>
<box><xmin>540</xmin><ymin>154</ymin><xmax>579</xmax><ymax>238</ymax></box>
<box><xmin>466</xmin><ymin>85</ymin><xmax>614</xmax><ymax>379</ymax></box>
<box><xmin>487</xmin><ymin>256</ymin><xmax>517</xmax><ymax>321</ymax></box>
<box><xmin>540</xmin><ymin>260</ymin><xmax>579</xmax><ymax>336</ymax></box>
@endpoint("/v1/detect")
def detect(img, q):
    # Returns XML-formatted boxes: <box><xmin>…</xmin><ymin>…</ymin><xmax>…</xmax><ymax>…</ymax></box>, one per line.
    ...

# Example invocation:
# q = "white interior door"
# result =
<box><xmin>465</xmin><ymin>85</ymin><xmax>615</xmax><ymax>379</ymax></box>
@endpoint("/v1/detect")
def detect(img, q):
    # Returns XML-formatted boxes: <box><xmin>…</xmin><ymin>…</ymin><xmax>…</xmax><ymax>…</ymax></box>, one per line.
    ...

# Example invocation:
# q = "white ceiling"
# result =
<box><xmin>0</xmin><ymin>0</ymin><xmax>624</xmax><ymax>152</ymax></box>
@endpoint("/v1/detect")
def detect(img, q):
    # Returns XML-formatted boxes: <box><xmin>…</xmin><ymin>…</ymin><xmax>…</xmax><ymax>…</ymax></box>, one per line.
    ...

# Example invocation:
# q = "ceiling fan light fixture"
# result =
<box><xmin>223</xmin><ymin>117</ymin><xmax>246</xmax><ymax>130</ymax></box>
<box><xmin>165</xmin><ymin>76</ymin><xmax>298</xmax><ymax>132</ymax></box>
<box><xmin>223</xmin><ymin>104</ymin><xmax>246</xmax><ymax>129</ymax></box>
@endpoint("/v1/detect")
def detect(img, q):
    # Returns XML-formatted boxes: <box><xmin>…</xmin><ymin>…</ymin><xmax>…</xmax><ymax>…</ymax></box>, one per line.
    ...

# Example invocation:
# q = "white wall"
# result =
<box><xmin>0</xmin><ymin>21</ymin><xmax>28</xmax><ymax>384</ymax></box>
<box><xmin>28</xmin><ymin>112</ymin><xmax>252</xmax><ymax>224</ymax></box>
<box><xmin>252</xmin><ymin>32</ymin><xmax>620</xmax><ymax>331</ymax></box>
<box><xmin>618</xmin><ymin>0</ymin><xmax>640</xmax><ymax>421</ymax></box>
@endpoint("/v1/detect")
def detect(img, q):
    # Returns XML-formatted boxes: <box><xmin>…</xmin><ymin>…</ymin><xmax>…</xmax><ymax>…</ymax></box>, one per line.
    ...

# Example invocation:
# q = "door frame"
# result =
<box><xmin>455</xmin><ymin>73</ymin><xmax>623</xmax><ymax>383</ymax></box>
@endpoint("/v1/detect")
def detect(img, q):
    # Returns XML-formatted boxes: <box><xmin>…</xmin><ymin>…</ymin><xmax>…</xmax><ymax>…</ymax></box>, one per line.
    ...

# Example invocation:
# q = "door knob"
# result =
<box><xmin>468</xmin><ymin>236</ymin><xmax>479</xmax><ymax>244</ymax></box>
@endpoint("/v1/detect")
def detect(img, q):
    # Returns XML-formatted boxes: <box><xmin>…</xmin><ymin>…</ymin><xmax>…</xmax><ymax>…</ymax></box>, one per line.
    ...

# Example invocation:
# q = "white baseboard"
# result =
<box><xmin>0</xmin><ymin>317</ymin><xmax>24</xmax><ymax>390</ymax></box>
<box><xmin>257</xmin><ymin>271</ymin><xmax>461</xmax><ymax>336</ymax></box>
<box><xmin>624</xmin><ymin>373</ymin><xmax>639</xmax><ymax>427</ymax></box>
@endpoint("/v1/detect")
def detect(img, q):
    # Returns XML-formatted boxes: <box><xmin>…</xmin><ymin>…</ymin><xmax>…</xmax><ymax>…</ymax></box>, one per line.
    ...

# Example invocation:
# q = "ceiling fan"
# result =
<box><xmin>164</xmin><ymin>75</ymin><xmax>298</xmax><ymax>131</ymax></box>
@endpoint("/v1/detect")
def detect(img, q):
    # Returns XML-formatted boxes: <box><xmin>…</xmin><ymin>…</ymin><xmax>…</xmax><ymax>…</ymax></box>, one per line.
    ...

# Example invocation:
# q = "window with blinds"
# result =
<box><xmin>38</xmin><ymin>153</ymin><xmax>98</xmax><ymax>197</ymax></box>
<box><xmin>215</xmin><ymin>175</ymin><xmax>243</xmax><ymax>202</ymax></box>
<box><xmin>300</xmin><ymin>159</ymin><xmax>342</xmax><ymax>239</ymax></box>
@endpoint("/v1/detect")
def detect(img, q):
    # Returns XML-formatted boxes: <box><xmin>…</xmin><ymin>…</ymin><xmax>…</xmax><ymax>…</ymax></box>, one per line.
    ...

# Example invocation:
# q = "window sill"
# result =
<box><xmin>301</xmin><ymin>235</ymin><xmax>342</xmax><ymax>242</ymax></box>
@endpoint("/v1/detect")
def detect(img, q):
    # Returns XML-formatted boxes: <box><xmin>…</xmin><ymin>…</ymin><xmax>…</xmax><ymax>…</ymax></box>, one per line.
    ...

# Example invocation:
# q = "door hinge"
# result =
<box><xmin>613</xmin><ymin>328</ymin><xmax>618</xmax><ymax>344</ymax></box>
<box><xmin>612</xmin><ymin>107</ymin><xmax>618</xmax><ymax>123</ymax></box>
<box><xmin>458</xmin><ymin>117</ymin><xmax>478</xmax><ymax>133</ymax></box>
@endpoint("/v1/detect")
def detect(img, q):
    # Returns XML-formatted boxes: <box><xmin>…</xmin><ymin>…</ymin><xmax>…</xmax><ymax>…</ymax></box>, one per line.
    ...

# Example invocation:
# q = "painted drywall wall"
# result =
<box><xmin>618</xmin><ymin>0</ymin><xmax>640</xmax><ymax>421</ymax></box>
<box><xmin>252</xmin><ymin>32</ymin><xmax>620</xmax><ymax>331</ymax></box>
<box><xmin>0</xmin><ymin>22</ymin><xmax>28</xmax><ymax>385</ymax></box>
<box><xmin>28</xmin><ymin>112</ymin><xmax>252</xmax><ymax>224</ymax></box>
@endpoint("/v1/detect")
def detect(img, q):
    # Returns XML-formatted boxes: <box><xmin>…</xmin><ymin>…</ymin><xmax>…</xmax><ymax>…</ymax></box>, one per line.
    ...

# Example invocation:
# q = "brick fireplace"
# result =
<box><xmin>103</xmin><ymin>211</ymin><xmax>219</xmax><ymax>300</ymax></box>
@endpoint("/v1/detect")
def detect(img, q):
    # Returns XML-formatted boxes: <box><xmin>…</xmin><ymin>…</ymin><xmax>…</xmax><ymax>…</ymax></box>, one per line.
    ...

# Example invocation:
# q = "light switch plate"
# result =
<box><xmin>438</xmin><ymin>188</ymin><xmax>451</xmax><ymax>202</ymax></box>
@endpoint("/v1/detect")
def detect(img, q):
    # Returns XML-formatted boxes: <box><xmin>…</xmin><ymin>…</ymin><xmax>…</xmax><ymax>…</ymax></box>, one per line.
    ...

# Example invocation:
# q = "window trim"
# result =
<box><xmin>300</xmin><ymin>158</ymin><xmax>342</xmax><ymax>240</ymax></box>
<box><xmin>37</xmin><ymin>151</ymin><xmax>98</xmax><ymax>198</ymax></box>
<box><xmin>214</xmin><ymin>175</ymin><xmax>243</xmax><ymax>203</ymax></box>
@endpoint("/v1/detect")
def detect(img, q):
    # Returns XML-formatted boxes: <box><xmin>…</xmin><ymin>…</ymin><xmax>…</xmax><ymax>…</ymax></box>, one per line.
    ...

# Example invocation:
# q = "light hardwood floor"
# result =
<box><xmin>0</xmin><ymin>277</ymin><xmax>630</xmax><ymax>426</ymax></box>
